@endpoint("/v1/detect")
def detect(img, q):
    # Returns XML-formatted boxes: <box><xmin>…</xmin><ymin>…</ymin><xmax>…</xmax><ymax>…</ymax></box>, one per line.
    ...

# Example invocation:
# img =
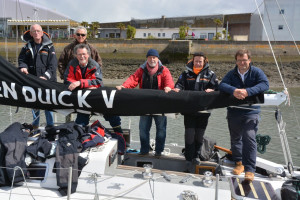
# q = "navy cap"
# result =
<box><xmin>146</xmin><ymin>49</ymin><xmax>159</xmax><ymax>58</ymax></box>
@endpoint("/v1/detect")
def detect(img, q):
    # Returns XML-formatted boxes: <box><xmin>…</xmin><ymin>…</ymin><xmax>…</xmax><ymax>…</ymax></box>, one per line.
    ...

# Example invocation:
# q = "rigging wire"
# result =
<box><xmin>2</xmin><ymin>0</ymin><xmax>8</xmax><ymax>60</ymax></box>
<box><xmin>263</xmin><ymin>0</ymin><xmax>300</xmax><ymax>133</ymax></box>
<box><xmin>251</xmin><ymin>0</ymin><xmax>264</xmax><ymax>14</ymax></box>
<box><xmin>17</xmin><ymin>0</ymin><xmax>24</xmax><ymax>21</ymax></box>
<box><xmin>253</xmin><ymin>0</ymin><xmax>289</xmax><ymax>96</ymax></box>
<box><xmin>270</xmin><ymin>0</ymin><xmax>300</xmax><ymax>131</ymax></box>
<box><xmin>273</xmin><ymin>0</ymin><xmax>300</xmax><ymax>55</ymax></box>
<box><xmin>264</xmin><ymin>3</ymin><xmax>287</xmax><ymax>87</ymax></box>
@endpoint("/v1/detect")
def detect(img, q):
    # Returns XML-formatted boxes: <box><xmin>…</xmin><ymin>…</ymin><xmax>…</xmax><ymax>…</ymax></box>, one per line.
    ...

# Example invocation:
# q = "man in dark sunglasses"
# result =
<box><xmin>58</xmin><ymin>26</ymin><xmax>102</xmax><ymax>80</ymax></box>
<box><xmin>58</xmin><ymin>26</ymin><xmax>123</xmax><ymax>134</ymax></box>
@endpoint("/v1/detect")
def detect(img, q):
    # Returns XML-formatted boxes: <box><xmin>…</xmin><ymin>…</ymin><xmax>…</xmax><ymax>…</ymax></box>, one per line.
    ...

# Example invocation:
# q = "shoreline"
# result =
<box><xmin>101</xmin><ymin>60</ymin><xmax>300</xmax><ymax>89</ymax></box>
<box><xmin>2</xmin><ymin>55</ymin><xmax>299</xmax><ymax>89</ymax></box>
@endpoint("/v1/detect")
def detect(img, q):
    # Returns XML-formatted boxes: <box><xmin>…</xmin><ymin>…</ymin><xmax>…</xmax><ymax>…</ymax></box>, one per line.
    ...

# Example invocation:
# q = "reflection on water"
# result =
<box><xmin>0</xmin><ymin>88</ymin><xmax>299</xmax><ymax>167</ymax></box>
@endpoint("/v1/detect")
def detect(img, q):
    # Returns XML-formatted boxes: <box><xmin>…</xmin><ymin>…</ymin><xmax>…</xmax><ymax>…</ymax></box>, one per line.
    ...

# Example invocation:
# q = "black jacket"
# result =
<box><xmin>18</xmin><ymin>31</ymin><xmax>57</xmax><ymax>82</ymax></box>
<box><xmin>175</xmin><ymin>61</ymin><xmax>218</xmax><ymax>91</ymax></box>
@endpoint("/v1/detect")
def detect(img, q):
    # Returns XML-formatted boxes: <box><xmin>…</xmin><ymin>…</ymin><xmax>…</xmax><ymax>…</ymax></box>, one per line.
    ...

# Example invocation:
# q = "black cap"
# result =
<box><xmin>193</xmin><ymin>52</ymin><xmax>206</xmax><ymax>57</ymax></box>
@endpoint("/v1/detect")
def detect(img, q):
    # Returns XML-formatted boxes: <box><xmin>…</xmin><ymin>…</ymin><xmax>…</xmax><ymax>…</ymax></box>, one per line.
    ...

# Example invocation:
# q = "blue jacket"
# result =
<box><xmin>219</xmin><ymin>64</ymin><xmax>269</xmax><ymax>115</ymax></box>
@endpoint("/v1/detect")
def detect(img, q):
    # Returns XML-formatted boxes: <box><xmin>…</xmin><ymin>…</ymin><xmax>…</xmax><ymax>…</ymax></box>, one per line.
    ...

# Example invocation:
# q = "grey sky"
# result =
<box><xmin>24</xmin><ymin>0</ymin><xmax>264</xmax><ymax>23</ymax></box>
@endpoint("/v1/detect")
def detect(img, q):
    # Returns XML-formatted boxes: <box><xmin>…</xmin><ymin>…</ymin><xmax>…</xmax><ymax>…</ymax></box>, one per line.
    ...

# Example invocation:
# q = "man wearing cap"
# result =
<box><xmin>174</xmin><ymin>52</ymin><xmax>218</xmax><ymax>172</ymax></box>
<box><xmin>116</xmin><ymin>49</ymin><xmax>174</xmax><ymax>156</ymax></box>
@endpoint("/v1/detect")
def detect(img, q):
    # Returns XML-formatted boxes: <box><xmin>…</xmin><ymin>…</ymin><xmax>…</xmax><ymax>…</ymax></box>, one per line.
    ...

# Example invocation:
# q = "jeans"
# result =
<box><xmin>227</xmin><ymin>113</ymin><xmax>259</xmax><ymax>173</ymax></box>
<box><xmin>75</xmin><ymin>113</ymin><xmax>122</xmax><ymax>129</ymax></box>
<box><xmin>139</xmin><ymin>115</ymin><xmax>167</xmax><ymax>154</ymax></box>
<box><xmin>32</xmin><ymin>109</ymin><xmax>54</xmax><ymax>127</ymax></box>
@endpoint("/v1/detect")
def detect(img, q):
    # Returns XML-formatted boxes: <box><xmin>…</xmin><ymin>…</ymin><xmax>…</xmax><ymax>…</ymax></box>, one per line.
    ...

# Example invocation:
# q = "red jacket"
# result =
<box><xmin>64</xmin><ymin>58</ymin><xmax>103</xmax><ymax>89</ymax></box>
<box><xmin>122</xmin><ymin>61</ymin><xmax>174</xmax><ymax>90</ymax></box>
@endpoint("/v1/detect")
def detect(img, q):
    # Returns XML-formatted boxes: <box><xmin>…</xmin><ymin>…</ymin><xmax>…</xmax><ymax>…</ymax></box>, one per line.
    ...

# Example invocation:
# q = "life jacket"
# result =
<box><xmin>81</xmin><ymin>120</ymin><xmax>107</xmax><ymax>152</ymax></box>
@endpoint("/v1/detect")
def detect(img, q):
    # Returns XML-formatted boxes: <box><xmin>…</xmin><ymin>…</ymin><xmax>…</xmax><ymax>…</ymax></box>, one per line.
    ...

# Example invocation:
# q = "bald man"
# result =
<box><xmin>18</xmin><ymin>24</ymin><xmax>57</xmax><ymax>130</ymax></box>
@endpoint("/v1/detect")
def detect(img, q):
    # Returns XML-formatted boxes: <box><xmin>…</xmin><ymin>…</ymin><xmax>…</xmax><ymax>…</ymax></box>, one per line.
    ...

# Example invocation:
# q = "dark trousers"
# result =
<box><xmin>184</xmin><ymin>114</ymin><xmax>210</xmax><ymax>161</ymax></box>
<box><xmin>75</xmin><ymin>113</ymin><xmax>122</xmax><ymax>131</ymax></box>
<box><xmin>227</xmin><ymin>113</ymin><xmax>259</xmax><ymax>173</ymax></box>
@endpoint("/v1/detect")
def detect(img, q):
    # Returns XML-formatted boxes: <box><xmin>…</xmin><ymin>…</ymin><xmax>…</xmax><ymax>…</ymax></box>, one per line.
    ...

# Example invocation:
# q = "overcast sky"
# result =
<box><xmin>24</xmin><ymin>0</ymin><xmax>264</xmax><ymax>23</ymax></box>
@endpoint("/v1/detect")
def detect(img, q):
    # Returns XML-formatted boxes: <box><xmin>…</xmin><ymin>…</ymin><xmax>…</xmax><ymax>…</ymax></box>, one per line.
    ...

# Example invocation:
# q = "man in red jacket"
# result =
<box><xmin>65</xmin><ymin>44</ymin><xmax>122</xmax><ymax>132</ymax></box>
<box><xmin>116</xmin><ymin>49</ymin><xmax>174</xmax><ymax>156</ymax></box>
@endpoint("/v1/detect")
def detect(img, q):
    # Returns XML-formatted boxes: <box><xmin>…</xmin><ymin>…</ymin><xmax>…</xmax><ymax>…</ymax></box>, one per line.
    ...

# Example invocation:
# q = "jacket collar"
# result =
<box><xmin>22</xmin><ymin>30</ymin><xmax>52</xmax><ymax>46</ymax></box>
<box><xmin>73</xmin><ymin>39</ymin><xmax>88</xmax><ymax>45</ymax></box>
<box><xmin>186</xmin><ymin>61</ymin><xmax>209</xmax><ymax>74</ymax></box>
<box><xmin>233</xmin><ymin>64</ymin><xmax>252</xmax><ymax>75</ymax></box>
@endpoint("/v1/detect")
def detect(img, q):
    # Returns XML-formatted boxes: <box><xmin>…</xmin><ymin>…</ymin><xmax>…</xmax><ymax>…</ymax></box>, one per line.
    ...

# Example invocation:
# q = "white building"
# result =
<box><xmin>250</xmin><ymin>0</ymin><xmax>300</xmax><ymax>41</ymax></box>
<box><xmin>135</xmin><ymin>27</ymin><xmax>223</xmax><ymax>40</ymax></box>
<box><xmin>0</xmin><ymin>0</ymin><xmax>72</xmax><ymax>38</ymax></box>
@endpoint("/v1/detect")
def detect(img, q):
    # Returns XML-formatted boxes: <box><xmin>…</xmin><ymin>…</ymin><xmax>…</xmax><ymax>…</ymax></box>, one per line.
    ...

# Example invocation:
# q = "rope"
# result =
<box><xmin>256</xmin><ymin>134</ymin><xmax>271</xmax><ymax>154</ymax></box>
<box><xmin>90</xmin><ymin>173</ymin><xmax>100</xmax><ymax>200</ymax></box>
<box><xmin>148</xmin><ymin>179</ymin><xmax>155</xmax><ymax>200</ymax></box>
<box><xmin>10</xmin><ymin>166</ymin><xmax>36</xmax><ymax>200</ymax></box>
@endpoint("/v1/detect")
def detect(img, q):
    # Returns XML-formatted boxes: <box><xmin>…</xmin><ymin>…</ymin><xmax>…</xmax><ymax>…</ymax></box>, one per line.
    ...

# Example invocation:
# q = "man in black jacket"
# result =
<box><xmin>18</xmin><ymin>24</ymin><xmax>57</xmax><ymax>130</ymax></box>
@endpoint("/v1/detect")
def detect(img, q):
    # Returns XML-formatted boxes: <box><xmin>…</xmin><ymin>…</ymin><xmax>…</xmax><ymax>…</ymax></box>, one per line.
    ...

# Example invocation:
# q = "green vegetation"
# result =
<box><xmin>147</xmin><ymin>35</ymin><xmax>156</xmax><ymax>39</ymax></box>
<box><xmin>126</xmin><ymin>25</ymin><xmax>136</xmax><ymax>39</ymax></box>
<box><xmin>90</xmin><ymin>22</ymin><xmax>100</xmax><ymax>38</ymax></box>
<box><xmin>179</xmin><ymin>26</ymin><xmax>187</xmax><ymax>39</ymax></box>
<box><xmin>116</xmin><ymin>23</ymin><xmax>126</xmax><ymax>38</ymax></box>
<box><xmin>213</xmin><ymin>18</ymin><xmax>223</xmax><ymax>40</ymax></box>
<box><xmin>222</xmin><ymin>30</ymin><xmax>231</xmax><ymax>40</ymax></box>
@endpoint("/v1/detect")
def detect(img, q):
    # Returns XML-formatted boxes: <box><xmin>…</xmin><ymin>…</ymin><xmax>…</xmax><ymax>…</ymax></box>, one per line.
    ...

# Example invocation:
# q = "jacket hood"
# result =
<box><xmin>21</xmin><ymin>30</ymin><xmax>52</xmax><ymax>46</ymax></box>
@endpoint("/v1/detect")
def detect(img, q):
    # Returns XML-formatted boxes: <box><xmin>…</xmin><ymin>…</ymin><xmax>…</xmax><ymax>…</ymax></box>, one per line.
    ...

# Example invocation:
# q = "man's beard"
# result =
<box><xmin>148</xmin><ymin>61</ymin><xmax>157</xmax><ymax>67</ymax></box>
<box><xmin>79</xmin><ymin>59</ymin><xmax>87</xmax><ymax>66</ymax></box>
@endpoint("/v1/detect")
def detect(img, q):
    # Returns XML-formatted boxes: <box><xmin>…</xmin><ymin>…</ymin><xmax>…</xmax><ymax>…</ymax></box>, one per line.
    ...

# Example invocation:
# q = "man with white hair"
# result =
<box><xmin>58</xmin><ymin>26</ymin><xmax>102</xmax><ymax>80</ymax></box>
<box><xmin>18</xmin><ymin>24</ymin><xmax>57</xmax><ymax>130</ymax></box>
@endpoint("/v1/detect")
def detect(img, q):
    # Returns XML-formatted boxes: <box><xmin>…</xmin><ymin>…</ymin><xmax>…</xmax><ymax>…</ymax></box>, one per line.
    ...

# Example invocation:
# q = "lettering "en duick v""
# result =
<box><xmin>0</xmin><ymin>81</ymin><xmax>116</xmax><ymax>109</ymax></box>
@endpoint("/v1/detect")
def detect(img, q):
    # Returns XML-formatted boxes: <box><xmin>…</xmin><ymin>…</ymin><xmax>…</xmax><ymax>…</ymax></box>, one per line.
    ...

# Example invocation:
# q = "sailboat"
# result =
<box><xmin>0</xmin><ymin>1</ymin><xmax>300</xmax><ymax>200</ymax></box>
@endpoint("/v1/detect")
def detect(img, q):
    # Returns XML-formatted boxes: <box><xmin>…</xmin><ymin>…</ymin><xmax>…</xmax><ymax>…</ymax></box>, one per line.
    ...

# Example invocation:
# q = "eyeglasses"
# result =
<box><xmin>76</xmin><ymin>33</ymin><xmax>86</xmax><ymax>37</ymax></box>
<box><xmin>31</xmin><ymin>30</ymin><xmax>42</xmax><ymax>33</ymax></box>
<box><xmin>236</xmin><ymin>59</ymin><xmax>249</xmax><ymax>63</ymax></box>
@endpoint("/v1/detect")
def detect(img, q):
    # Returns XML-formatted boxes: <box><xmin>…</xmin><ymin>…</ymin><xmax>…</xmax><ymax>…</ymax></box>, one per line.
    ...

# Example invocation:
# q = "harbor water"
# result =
<box><xmin>0</xmin><ymin>87</ymin><xmax>299</xmax><ymax>167</ymax></box>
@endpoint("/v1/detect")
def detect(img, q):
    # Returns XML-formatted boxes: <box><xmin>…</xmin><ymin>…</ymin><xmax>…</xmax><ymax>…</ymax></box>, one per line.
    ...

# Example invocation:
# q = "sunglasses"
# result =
<box><xmin>76</xmin><ymin>33</ymin><xmax>86</xmax><ymax>37</ymax></box>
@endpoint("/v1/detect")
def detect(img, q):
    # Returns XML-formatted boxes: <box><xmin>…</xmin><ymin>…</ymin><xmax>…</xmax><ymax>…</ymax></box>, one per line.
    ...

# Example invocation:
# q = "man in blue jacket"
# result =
<box><xmin>219</xmin><ymin>49</ymin><xmax>269</xmax><ymax>182</ymax></box>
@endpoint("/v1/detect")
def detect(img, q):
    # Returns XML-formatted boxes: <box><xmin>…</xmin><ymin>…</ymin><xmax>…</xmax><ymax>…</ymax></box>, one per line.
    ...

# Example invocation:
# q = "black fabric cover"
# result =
<box><xmin>0</xmin><ymin>55</ymin><xmax>264</xmax><ymax>116</ymax></box>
